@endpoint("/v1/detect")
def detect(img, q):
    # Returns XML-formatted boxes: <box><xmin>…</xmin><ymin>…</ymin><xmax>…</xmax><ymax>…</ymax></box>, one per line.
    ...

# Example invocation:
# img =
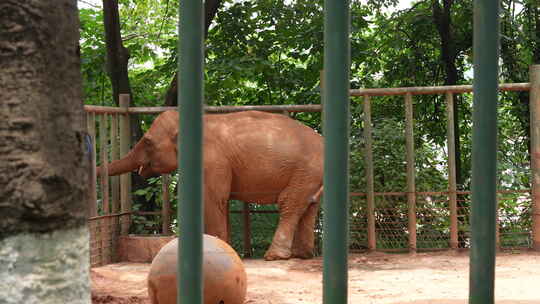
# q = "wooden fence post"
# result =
<box><xmin>109</xmin><ymin>114</ymin><xmax>120</xmax><ymax>261</ymax></box>
<box><xmin>99</xmin><ymin>114</ymin><xmax>110</xmax><ymax>264</ymax></box>
<box><xmin>87</xmin><ymin>113</ymin><xmax>98</xmax><ymax>218</ymax></box>
<box><xmin>99</xmin><ymin>114</ymin><xmax>110</xmax><ymax>214</ymax></box>
<box><xmin>446</xmin><ymin>92</ymin><xmax>459</xmax><ymax>249</ymax></box>
<box><xmin>243</xmin><ymin>203</ymin><xmax>252</xmax><ymax>258</ymax></box>
<box><xmin>110</xmin><ymin>114</ymin><xmax>120</xmax><ymax>214</ymax></box>
<box><xmin>405</xmin><ymin>93</ymin><xmax>417</xmax><ymax>253</ymax></box>
<box><xmin>530</xmin><ymin>64</ymin><xmax>540</xmax><ymax>251</ymax></box>
<box><xmin>120</xmin><ymin>94</ymin><xmax>131</xmax><ymax>235</ymax></box>
<box><xmin>363</xmin><ymin>95</ymin><xmax>376</xmax><ymax>251</ymax></box>
<box><xmin>161</xmin><ymin>174</ymin><xmax>171</xmax><ymax>235</ymax></box>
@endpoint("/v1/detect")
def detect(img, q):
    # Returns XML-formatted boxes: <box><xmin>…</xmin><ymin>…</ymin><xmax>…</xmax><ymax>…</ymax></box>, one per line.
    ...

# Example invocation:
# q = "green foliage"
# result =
<box><xmin>132</xmin><ymin>174</ymin><xmax>178</xmax><ymax>234</ymax></box>
<box><xmin>229</xmin><ymin>201</ymin><xmax>280</xmax><ymax>258</ymax></box>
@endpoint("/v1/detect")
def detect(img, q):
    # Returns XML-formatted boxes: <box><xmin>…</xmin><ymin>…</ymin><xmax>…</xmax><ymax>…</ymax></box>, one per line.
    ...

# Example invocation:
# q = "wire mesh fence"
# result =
<box><xmin>498</xmin><ymin>190</ymin><xmax>532</xmax><ymax>248</ymax></box>
<box><xmin>89</xmin><ymin>214</ymin><xmax>127</xmax><ymax>267</ymax></box>
<box><xmin>87</xmin><ymin>189</ymin><xmax>533</xmax><ymax>264</ymax></box>
<box><xmin>416</xmin><ymin>193</ymin><xmax>451</xmax><ymax>250</ymax></box>
<box><xmin>223</xmin><ymin>189</ymin><xmax>533</xmax><ymax>259</ymax></box>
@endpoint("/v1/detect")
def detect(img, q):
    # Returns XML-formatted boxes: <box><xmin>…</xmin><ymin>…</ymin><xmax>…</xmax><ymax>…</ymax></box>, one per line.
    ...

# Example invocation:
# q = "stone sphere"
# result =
<box><xmin>148</xmin><ymin>234</ymin><xmax>247</xmax><ymax>304</ymax></box>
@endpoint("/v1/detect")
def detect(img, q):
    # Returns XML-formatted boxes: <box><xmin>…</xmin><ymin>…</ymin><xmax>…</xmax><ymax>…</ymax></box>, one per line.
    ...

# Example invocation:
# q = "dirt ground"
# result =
<box><xmin>91</xmin><ymin>250</ymin><xmax>540</xmax><ymax>304</ymax></box>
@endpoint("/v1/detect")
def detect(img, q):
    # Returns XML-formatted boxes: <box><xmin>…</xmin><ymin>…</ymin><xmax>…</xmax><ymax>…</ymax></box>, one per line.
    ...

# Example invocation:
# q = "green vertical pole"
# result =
<box><xmin>178</xmin><ymin>0</ymin><xmax>204</xmax><ymax>303</ymax></box>
<box><xmin>323</xmin><ymin>1</ymin><xmax>350</xmax><ymax>304</ymax></box>
<box><xmin>469</xmin><ymin>0</ymin><xmax>500</xmax><ymax>303</ymax></box>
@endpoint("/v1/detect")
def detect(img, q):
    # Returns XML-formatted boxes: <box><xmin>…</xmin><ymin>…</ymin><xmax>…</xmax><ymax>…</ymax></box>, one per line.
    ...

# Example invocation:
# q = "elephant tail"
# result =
<box><xmin>309</xmin><ymin>185</ymin><xmax>323</xmax><ymax>204</ymax></box>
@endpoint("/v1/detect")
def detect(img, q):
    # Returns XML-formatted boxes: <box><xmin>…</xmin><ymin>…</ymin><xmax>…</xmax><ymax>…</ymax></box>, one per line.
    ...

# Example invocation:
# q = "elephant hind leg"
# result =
<box><xmin>291</xmin><ymin>201</ymin><xmax>320</xmax><ymax>259</ymax></box>
<box><xmin>264</xmin><ymin>178</ymin><xmax>320</xmax><ymax>261</ymax></box>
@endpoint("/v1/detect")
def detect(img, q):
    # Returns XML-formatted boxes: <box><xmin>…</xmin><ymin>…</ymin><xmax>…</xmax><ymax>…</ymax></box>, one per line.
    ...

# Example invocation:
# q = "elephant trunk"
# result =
<box><xmin>97</xmin><ymin>150</ymin><xmax>142</xmax><ymax>177</ymax></box>
<box><xmin>107</xmin><ymin>153</ymin><xmax>140</xmax><ymax>176</ymax></box>
<box><xmin>97</xmin><ymin>137</ymin><xmax>149</xmax><ymax>177</ymax></box>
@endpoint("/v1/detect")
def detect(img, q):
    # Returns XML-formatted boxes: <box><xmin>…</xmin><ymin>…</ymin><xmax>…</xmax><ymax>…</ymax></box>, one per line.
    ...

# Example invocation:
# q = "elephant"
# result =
<box><xmin>100</xmin><ymin>110</ymin><xmax>323</xmax><ymax>260</ymax></box>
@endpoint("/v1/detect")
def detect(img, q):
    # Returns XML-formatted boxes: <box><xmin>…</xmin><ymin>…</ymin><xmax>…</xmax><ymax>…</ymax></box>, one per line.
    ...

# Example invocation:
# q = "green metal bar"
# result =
<box><xmin>469</xmin><ymin>0</ymin><xmax>500</xmax><ymax>303</ymax></box>
<box><xmin>178</xmin><ymin>0</ymin><xmax>204</xmax><ymax>303</ymax></box>
<box><xmin>323</xmin><ymin>1</ymin><xmax>350</xmax><ymax>304</ymax></box>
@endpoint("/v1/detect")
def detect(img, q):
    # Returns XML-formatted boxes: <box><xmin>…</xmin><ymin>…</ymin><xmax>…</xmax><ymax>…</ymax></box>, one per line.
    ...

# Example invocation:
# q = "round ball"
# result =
<box><xmin>148</xmin><ymin>234</ymin><xmax>247</xmax><ymax>304</ymax></box>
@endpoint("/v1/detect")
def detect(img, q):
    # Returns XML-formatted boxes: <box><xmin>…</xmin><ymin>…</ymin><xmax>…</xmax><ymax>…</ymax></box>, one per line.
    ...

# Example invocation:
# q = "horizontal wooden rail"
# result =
<box><xmin>88</xmin><ymin>211</ymin><xmax>132</xmax><ymax>221</ymax></box>
<box><xmin>133</xmin><ymin>211</ymin><xmax>162</xmax><ymax>216</ymax></box>
<box><xmin>350</xmin><ymin>189</ymin><xmax>531</xmax><ymax>197</ymax></box>
<box><xmin>230</xmin><ymin>209</ymin><xmax>278</xmax><ymax>214</ymax></box>
<box><xmin>128</xmin><ymin>104</ymin><xmax>323</xmax><ymax>114</ymax></box>
<box><xmin>84</xmin><ymin>105</ymin><xmax>128</xmax><ymax>114</ymax></box>
<box><xmin>350</xmin><ymin>82</ymin><xmax>530</xmax><ymax>96</ymax></box>
<box><xmin>85</xmin><ymin>83</ymin><xmax>531</xmax><ymax>115</ymax></box>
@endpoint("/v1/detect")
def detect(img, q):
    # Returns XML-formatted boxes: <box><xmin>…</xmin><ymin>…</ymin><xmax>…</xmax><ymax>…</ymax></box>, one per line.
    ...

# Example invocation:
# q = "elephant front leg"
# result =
<box><xmin>204</xmin><ymin>197</ymin><xmax>229</xmax><ymax>242</ymax></box>
<box><xmin>202</xmin><ymin>156</ymin><xmax>232</xmax><ymax>242</ymax></box>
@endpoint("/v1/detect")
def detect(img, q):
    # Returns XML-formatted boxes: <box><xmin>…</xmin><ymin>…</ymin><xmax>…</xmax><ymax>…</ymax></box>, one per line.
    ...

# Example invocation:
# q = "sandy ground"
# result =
<box><xmin>91</xmin><ymin>250</ymin><xmax>540</xmax><ymax>304</ymax></box>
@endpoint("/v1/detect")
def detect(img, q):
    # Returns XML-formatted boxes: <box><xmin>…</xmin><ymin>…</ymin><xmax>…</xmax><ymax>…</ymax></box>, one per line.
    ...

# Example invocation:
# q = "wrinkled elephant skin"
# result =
<box><xmin>102</xmin><ymin>110</ymin><xmax>323</xmax><ymax>260</ymax></box>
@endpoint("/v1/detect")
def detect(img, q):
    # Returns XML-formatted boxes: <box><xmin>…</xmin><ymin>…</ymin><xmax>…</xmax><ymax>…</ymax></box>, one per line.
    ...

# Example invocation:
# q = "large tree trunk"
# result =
<box><xmin>164</xmin><ymin>0</ymin><xmax>223</xmax><ymax>107</ymax></box>
<box><xmin>0</xmin><ymin>1</ymin><xmax>90</xmax><ymax>303</ymax></box>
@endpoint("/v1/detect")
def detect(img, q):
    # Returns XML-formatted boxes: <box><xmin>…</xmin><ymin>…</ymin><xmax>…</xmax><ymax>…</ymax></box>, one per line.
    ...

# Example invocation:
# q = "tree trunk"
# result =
<box><xmin>432</xmin><ymin>0</ymin><xmax>469</xmax><ymax>247</ymax></box>
<box><xmin>102</xmin><ymin>0</ymin><xmax>149</xmax><ymax>214</ymax></box>
<box><xmin>0</xmin><ymin>1</ymin><xmax>90</xmax><ymax>303</ymax></box>
<box><xmin>103</xmin><ymin>0</ymin><xmax>131</xmax><ymax>107</ymax></box>
<box><xmin>432</xmin><ymin>0</ymin><xmax>462</xmax><ymax>187</ymax></box>
<box><xmin>164</xmin><ymin>0</ymin><xmax>223</xmax><ymax>107</ymax></box>
<box><xmin>102</xmin><ymin>0</ymin><xmax>142</xmax><ymax>146</ymax></box>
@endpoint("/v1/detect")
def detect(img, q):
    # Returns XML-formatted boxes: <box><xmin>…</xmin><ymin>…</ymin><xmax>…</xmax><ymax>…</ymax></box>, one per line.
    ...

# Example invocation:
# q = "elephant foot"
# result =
<box><xmin>264</xmin><ymin>245</ymin><xmax>292</xmax><ymax>261</ymax></box>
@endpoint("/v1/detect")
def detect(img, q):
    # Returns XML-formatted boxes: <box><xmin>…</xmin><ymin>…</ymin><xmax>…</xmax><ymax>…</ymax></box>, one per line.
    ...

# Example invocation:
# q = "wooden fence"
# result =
<box><xmin>86</xmin><ymin>65</ymin><xmax>540</xmax><ymax>265</ymax></box>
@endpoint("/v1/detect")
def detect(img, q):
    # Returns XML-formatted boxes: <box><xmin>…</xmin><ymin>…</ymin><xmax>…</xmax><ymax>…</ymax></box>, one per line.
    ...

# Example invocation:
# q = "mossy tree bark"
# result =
<box><xmin>0</xmin><ymin>0</ymin><xmax>90</xmax><ymax>303</ymax></box>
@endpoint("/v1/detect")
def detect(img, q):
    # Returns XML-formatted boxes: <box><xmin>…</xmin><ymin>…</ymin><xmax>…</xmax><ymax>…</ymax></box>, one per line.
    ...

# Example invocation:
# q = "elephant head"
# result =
<box><xmin>102</xmin><ymin>110</ymin><xmax>179</xmax><ymax>178</ymax></box>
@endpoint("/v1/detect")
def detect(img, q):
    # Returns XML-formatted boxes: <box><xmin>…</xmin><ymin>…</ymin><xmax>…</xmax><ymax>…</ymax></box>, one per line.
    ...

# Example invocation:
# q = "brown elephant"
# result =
<box><xmin>101</xmin><ymin>110</ymin><xmax>323</xmax><ymax>260</ymax></box>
